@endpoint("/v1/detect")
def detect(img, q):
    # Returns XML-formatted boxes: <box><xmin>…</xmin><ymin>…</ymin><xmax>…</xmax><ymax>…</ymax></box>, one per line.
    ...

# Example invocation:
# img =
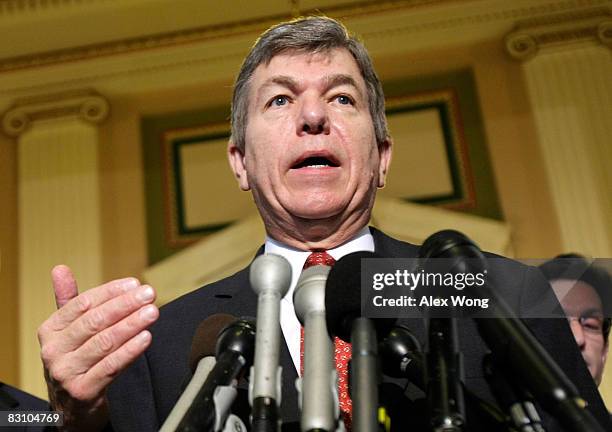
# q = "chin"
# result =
<box><xmin>292</xmin><ymin>208</ymin><xmax>342</xmax><ymax>220</ymax></box>
<box><xmin>286</xmin><ymin>197</ymin><xmax>346</xmax><ymax>220</ymax></box>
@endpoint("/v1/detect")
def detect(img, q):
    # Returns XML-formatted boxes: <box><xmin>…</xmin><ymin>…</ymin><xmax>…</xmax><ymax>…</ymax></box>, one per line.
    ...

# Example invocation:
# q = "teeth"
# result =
<box><xmin>292</xmin><ymin>156</ymin><xmax>337</xmax><ymax>169</ymax></box>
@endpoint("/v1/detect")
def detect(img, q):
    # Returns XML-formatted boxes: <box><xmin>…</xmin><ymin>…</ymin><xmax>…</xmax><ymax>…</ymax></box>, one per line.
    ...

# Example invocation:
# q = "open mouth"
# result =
<box><xmin>291</xmin><ymin>155</ymin><xmax>340</xmax><ymax>169</ymax></box>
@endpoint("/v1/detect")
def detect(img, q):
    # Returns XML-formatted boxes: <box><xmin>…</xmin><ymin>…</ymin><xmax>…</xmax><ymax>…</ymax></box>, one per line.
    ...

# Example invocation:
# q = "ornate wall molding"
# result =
<box><xmin>1</xmin><ymin>89</ymin><xmax>109</xmax><ymax>136</ymax></box>
<box><xmin>0</xmin><ymin>1</ymin><xmax>609</xmax><ymax>108</ymax></box>
<box><xmin>0</xmin><ymin>1</ymin><xmax>608</xmax><ymax>73</ymax></box>
<box><xmin>505</xmin><ymin>7</ymin><xmax>612</xmax><ymax>60</ymax></box>
<box><xmin>0</xmin><ymin>0</ymin><xmax>436</xmax><ymax>73</ymax></box>
<box><xmin>0</xmin><ymin>0</ymin><xmax>113</xmax><ymax>17</ymax></box>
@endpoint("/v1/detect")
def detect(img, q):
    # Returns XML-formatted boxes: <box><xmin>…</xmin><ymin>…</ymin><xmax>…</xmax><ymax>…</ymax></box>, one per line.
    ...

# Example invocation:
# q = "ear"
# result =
<box><xmin>377</xmin><ymin>136</ymin><xmax>393</xmax><ymax>188</ymax></box>
<box><xmin>227</xmin><ymin>140</ymin><xmax>250</xmax><ymax>191</ymax></box>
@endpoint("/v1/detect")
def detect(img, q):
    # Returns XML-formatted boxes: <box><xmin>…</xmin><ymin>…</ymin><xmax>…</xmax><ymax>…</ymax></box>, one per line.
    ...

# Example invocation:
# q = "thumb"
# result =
<box><xmin>51</xmin><ymin>265</ymin><xmax>79</xmax><ymax>309</ymax></box>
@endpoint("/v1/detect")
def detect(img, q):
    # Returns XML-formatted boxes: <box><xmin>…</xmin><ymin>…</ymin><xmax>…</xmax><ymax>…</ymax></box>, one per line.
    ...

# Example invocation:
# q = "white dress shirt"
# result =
<box><xmin>264</xmin><ymin>226</ymin><xmax>375</xmax><ymax>373</ymax></box>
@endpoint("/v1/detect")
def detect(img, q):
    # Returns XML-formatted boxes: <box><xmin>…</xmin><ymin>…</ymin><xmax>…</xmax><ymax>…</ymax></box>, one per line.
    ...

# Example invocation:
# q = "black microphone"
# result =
<box><xmin>379</xmin><ymin>325</ymin><xmax>510</xmax><ymax>431</ymax></box>
<box><xmin>378</xmin><ymin>325</ymin><xmax>424</xmax><ymax>388</ymax></box>
<box><xmin>161</xmin><ymin>313</ymin><xmax>233</xmax><ymax>432</ymax></box>
<box><xmin>249</xmin><ymin>254</ymin><xmax>292</xmax><ymax>432</ymax></box>
<box><xmin>483</xmin><ymin>354</ymin><xmax>545</xmax><ymax>432</ymax></box>
<box><xmin>294</xmin><ymin>264</ymin><xmax>339</xmax><ymax>432</ymax></box>
<box><xmin>420</xmin><ymin>230</ymin><xmax>605</xmax><ymax>432</ymax></box>
<box><xmin>326</xmin><ymin>251</ymin><xmax>394</xmax><ymax>432</ymax></box>
<box><xmin>162</xmin><ymin>314</ymin><xmax>256</xmax><ymax>432</ymax></box>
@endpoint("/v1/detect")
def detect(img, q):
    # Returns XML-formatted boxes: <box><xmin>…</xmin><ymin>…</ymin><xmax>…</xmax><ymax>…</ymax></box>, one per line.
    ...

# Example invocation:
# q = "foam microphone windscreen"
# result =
<box><xmin>325</xmin><ymin>251</ymin><xmax>394</xmax><ymax>341</ymax></box>
<box><xmin>419</xmin><ymin>229</ymin><xmax>480</xmax><ymax>259</ymax></box>
<box><xmin>188</xmin><ymin>313</ymin><xmax>236</xmax><ymax>373</ymax></box>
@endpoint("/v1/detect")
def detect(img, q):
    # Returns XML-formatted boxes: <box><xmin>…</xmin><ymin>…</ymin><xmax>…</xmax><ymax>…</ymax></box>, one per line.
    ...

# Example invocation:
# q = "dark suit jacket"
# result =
<box><xmin>0</xmin><ymin>382</ymin><xmax>49</xmax><ymax>432</ymax></box>
<box><xmin>107</xmin><ymin>228</ymin><xmax>611</xmax><ymax>431</ymax></box>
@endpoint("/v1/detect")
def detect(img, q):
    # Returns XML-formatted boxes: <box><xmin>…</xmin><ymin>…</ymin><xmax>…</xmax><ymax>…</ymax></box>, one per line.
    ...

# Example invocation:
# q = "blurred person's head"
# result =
<box><xmin>539</xmin><ymin>254</ymin><xmax>611</xmax><ymax>385</ymax></box>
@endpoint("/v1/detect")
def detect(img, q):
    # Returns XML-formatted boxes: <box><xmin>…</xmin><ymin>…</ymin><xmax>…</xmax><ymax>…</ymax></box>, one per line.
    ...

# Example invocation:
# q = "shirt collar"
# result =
<box><xmin>264</xmin><ymin>226</ymin><xmax>374</xmax><ymax>303</ymax></box>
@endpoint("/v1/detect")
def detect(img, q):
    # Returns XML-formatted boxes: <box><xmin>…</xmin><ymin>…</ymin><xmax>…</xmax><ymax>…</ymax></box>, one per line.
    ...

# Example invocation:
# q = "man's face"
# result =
<box><xmin>551</xmin><ymin>279</ymin><xmax>609</xmax><ymax>385</ymax></box>
<box><xmin>228</xmin><ymin>48</ymin><xmax>391</xmax><ymax>241</ymax></box>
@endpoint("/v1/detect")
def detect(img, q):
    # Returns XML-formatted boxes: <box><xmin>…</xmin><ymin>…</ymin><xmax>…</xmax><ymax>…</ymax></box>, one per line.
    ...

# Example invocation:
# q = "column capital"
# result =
<box><xmin>505</xmin><ymin>8</ymin><xmax>612</xmax><ymax>61</ymax></box>
<box><xmin>1</xmin><ymin>89</ymin><xmax>109</xmax><ymax>137</ymax></box>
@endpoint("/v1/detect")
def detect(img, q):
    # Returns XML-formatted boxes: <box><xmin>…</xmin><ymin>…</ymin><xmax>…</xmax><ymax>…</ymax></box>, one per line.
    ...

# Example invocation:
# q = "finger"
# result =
<box><xmin>78</xmin><ymin>330</ymin><xmax>153</xmax><ymax>399</ymax></box>
<box><xmin>60</xmin><ymin>285</ymin><xmax>156</xmax><ymax>351</ymax></box>
<box><xmin>70</xmin><ymin>304</ymin><xmax>159</xmax><ymax>374</ymax></box>
<box><xmin>48</xmin><ymin>277</ymin><xmax>141</xmax><ymax>331</ymax></box>
<box><xmin>51</xmin><ymin>265</ymin><xmax>78</xmax><ymax>309</ymax></box>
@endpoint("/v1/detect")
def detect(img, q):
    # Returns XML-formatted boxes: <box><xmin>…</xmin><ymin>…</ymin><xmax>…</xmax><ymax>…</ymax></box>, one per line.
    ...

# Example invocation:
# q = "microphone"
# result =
<box><xmin>379</xmin><ymin>325</ymin><xmax>510</xmax><ymax>431</ymax></box>
<box><xmin>483</xmin><ymin>354</ymin><xmax>545</xmax><ymax>432</ymax></box>
<box><xmin>249</xmin><ymin>254</ymin><xmax>292</xmax><ymax>432</ymax></box>
<box><xmin>326</xmin><ymin>251</ymin><xmax>394</xmax><ymax>432</ymax></box>
<box><xmin>420</xmin><ymin>230</ymin><xmax>605</xmax><ymax>432</ymax></box>
<box><xmin>293</xmin><ymin>264</ymin><xmax>339</xmax><ymax>432</ymax></box>
<box><xmin>161</xmin><ymin>314</ymin><xmax>256</xmax><ymax>432</ymax></box>
<box><xmin>160</xmin><ymin>314</ymin><xmax>232</xmax><ymax>432</ymax></box>
<box><xmin>378</xmin><ymin>325</ymin><xmax>424</xmax><ymax>388</ymax></box>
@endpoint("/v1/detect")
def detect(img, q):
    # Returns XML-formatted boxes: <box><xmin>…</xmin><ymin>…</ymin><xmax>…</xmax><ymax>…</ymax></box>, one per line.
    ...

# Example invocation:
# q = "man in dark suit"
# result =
<box><xmin>104</xmin><ymin>227</ymin><xmax>610</xmax><ymax>431</ymax></box>
<box><xmin>37</xmin><ymin>16</ymin><xmax>610</xmax><ymax>431</ymax></box>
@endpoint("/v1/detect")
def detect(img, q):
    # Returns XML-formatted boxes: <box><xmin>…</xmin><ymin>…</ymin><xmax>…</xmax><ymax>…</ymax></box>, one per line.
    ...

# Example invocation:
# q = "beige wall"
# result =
<box><xmin>98</xmin><ymin>79</ymin><xmax>234</xmax><ymax>282</ymax></box>
<box><xmin>0</xmin><ymin>133</ymin><xmax>18</xmax><ymax>386</ymax></box>
<box><xmin>471</xmin><ymin>41</ymin><xmax>563</xmax><ymax>258</ymax></box>
<box><xmin>98</xmin><ymin>97</ymin><xmax>148</xmax><ymax>282</ymax></box>
<box><xmin>375</xmin><ymin>39</ymin><xmax>563</xmax><ymax>258</ymax></box>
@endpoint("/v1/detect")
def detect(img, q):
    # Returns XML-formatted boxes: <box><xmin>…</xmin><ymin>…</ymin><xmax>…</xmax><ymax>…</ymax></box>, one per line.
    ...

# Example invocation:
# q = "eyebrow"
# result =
<box><xmin>257</xmin><ymin>74</ymin><xmax>363</xmax><ymax>99</ymax></box>
<box><xmin>322</xmin><ymin>74</ymin><xmax>362</xmax><ymax>97</ymax></box>
<box><xmin>258</xmin><ymin>75</ymin><xmax>300</xmax><ymax>97</ymax></box>
<box><xmin>578</xmin><ymin>307</ymin><xmax>605</xmax><ymax>318</ymax></box>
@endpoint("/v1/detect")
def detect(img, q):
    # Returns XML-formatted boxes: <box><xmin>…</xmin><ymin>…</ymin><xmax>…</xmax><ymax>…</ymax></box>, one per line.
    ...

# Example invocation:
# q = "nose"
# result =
<box><xmin>569</xmin><ymin>318</ymin><xmax>586</xmax><ymax>348</ymax></box>
<box><xmin>298</xmin><ymin>96</ymin><xmax>330</xmax><ymax>135</ymax></box>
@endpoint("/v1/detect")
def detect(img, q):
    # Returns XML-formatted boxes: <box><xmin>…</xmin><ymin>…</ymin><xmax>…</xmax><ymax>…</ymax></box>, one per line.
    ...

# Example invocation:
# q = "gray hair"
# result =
<box><xmin>231</xmin><ymin>16</ymin><xmax>388</xmax><ymax>151</ymax></box>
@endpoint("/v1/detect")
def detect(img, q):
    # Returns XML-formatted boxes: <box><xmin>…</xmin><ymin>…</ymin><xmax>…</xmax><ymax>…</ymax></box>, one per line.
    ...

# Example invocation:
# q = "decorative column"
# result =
<box><xmin>2</xmin><ymin>90</ymin><xmax>109</xmax><ymax>397</ymax></box>
<box><xmin>505</xmin><ymin>9</ymin><xmax>612</xmax><ymax>257</ymax></box>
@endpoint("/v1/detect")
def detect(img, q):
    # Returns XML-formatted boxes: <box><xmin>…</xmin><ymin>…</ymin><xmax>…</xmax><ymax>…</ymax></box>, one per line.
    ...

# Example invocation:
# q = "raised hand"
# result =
<box><xmin>38</xmin><ymin>265</ymin><xmax>159</xmax><ymax>431</ymax></box>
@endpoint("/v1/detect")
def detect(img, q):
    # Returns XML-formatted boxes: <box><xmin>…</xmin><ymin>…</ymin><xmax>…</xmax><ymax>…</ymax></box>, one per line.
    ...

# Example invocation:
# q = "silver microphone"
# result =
<box><xmin>249</xmin><ymin>253</ymin><xmax>292</xmax><ymax>432</ymax></box>
<box><xmin>294</xmin><ymin>265</ymin><xmax>339</xmax><ymax>432</ymax></box>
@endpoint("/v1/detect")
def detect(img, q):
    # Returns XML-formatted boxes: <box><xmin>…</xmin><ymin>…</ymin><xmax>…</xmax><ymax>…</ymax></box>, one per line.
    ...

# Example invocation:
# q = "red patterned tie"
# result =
<box><xmin>300</xmin><ymin>251</ymin><xmax>352</xmax><ymax>428</ymax></box>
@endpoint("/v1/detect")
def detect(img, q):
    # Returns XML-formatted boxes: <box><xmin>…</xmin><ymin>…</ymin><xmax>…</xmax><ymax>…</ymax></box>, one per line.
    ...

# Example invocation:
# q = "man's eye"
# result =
<box><xmin>270</xmin><ymin>96</ymin><xmax>289</xmax><ymax>106</ymax></box>
<box><xmin>336</xmin><ymin>95</ymin><xmax>353</xmax><ymax>105</ymax></box>
<box><xmin>580</xmin><ymin>316</ymin><xmax>603</xmax><ymax>332</ymax></box>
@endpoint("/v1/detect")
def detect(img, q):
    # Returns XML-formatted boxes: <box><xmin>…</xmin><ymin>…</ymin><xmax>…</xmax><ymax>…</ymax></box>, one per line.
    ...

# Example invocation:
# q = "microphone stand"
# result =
<box><xmin>473</xmin><ymin>300</ymin><xmax>605</xmax><ymax>431</ymax></box>
<box><xmin>379</xmin><ymin>325</ymin><xmax>514</xmax><ymax>431</ymax></box>
<box><xmin>483</xmin><ymin>354</ymin><xmax>546</xmax><ymax>432</ymax></box>
<box><xmin>351</xmin><ymin>317</ymin><xmax>380</xmax><ymax>432</ymax></box>
<box><xmin>419</xmin><ymin>230</ymin><xmax>606</xmax><ymax>432</ymax></box>
<box><xmin>425</xmin><ymin>316</ymin><xmax>465</xmax><ymax>432</ymax></box>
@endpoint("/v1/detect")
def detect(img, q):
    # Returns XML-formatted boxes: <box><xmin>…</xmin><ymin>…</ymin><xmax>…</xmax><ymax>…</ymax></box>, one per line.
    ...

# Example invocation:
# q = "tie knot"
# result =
<box><xmin>303</xmin><ymin>251</ymin><xmax>336</xmax><ymax>269</ymax></box>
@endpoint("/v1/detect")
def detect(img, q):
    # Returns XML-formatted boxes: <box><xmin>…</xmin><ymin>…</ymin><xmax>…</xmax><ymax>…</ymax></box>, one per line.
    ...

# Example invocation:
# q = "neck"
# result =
<box><xmin>264</xmin><ymin>210</ymin><xmax>371</xmax><ymax>251</ymax></box>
